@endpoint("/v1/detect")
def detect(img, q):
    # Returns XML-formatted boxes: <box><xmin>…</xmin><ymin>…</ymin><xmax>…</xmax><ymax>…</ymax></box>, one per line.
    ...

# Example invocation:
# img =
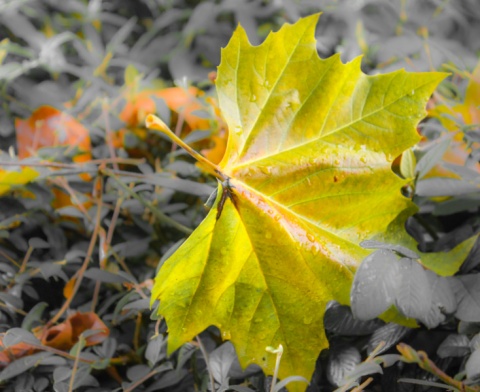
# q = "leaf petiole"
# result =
<box><xmin>216</xmin><ymin>177</ymin><xmax>236</xmax><ymax>220</ymax></box>
<box><xmin>145</xmin><ymin>114</ymin><xmax>226</xmax><ymax>182</ymax></box>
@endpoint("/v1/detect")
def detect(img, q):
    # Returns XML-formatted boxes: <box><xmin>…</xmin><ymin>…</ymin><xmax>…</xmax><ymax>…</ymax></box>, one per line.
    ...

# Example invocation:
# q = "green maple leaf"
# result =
<box><xmin>147</xmin><ymin>14</ymin><xmax>469</xmax><ymax>391</ymax></box>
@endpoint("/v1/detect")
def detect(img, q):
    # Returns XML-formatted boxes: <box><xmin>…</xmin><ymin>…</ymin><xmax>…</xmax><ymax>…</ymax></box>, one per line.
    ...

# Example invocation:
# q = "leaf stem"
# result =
<box><xmin>266</xmin><ymin>344</ymin><xmax>283</xmax><ymax>392</ymax></box>
<box><xmin>397</xmin><ymin>343</ymin><xmax>480</xmax><ymax>392</ymax></box>
<box><xmin>145</xmin><ymin>114</ymin><xmax>225</xmax><ymax>181</ymax></box>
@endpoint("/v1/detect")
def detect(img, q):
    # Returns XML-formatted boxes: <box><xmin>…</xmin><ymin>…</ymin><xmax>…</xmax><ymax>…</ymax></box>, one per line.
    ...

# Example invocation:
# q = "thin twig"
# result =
<box><xmin>171</xmin><ymin>111</ymin><xmax>185</xmax><ymax>154</ymax></box>
<box><xmin>102</xmin><ymin>99</ymin><xmax>120</xmax><ymax>171</ymax></box>
<box><xmin>10</xmin><ymin>339</ymin><xmax>130</xmax><ymax>366</ymax></box>
<box><xmin>154</xmin><ymin>318</ymin><xmax>161</xmax><ymax>336</ymax></box>
<box><xmin>0</xmin><ymin>302</ymin><xmax>27</xmax><ymax>316</ymax></box>
<box><xmin>49</xmin><ymin>177</ymin><xmax>92</xmax><ymax>223</ymax></box>
<box><xmin>106</xmin><ymin>197</ymin><xmax>123</xmax><ymax>246</ymax></box>
<box><xmin>351</xmin><ymin>377</ymin><xmax>373</xmax><ymax>392</ymax></box>
<box><xmin>49</xmin><ymin>175</ymin><xmax>104</xmax><ymax>325</ymax></box>
<box><xmin>0</xmin><ymin>157</ymin><xmax>144</xmax><ymax>169</ymax></box>
<box><xmin>68</xmin><ymin>338</ymin><xmax>83</xmax><ymax>392</ymax></box>
<box><xmin>133</xmin><ymin>312</ymin><xmax>142</xmax><ymax>351</ymax></box>
<box><xmin>123</xmin><ymin>367</ymin><xmax>163</xmax><ymax>392</ymax></box>
<box><xmin>0</xmin><ymin>250</ymin><xmax>20</xmax><ymax>268</ymax></box>
<box><xmin>91</xmin><ymin>228</ymin><xmax>107</xmax><ymax>312</ymax></box>
<box><xmin>102</xmin><ymin>168</ymin><xmax>192</xmax><ymax>235</ymax></box>
<box><xmin>18</xmin><ymin>246</ymin><xmax>34</xmax><ymax>275</ymax></box>
<box><xmin>91</xmin><ymin>195</ymin><xmax>125</xmax><ymax>313</ymax></box>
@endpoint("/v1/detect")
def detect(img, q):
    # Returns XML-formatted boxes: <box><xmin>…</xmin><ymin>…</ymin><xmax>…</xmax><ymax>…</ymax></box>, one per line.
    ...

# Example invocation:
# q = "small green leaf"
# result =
<box><xmin>400</xmin><ymin>148</ymin><xmax>416</xmax><ymax>179</ymax></box>
<box><xmin>124</xmin><ymin>64</ymin><xmax>140</xmax><ymax>86</ymax></box>
<box><xmin>421</xmin><ymin>235</ymin><xmax>478</xmax><ymax>276</ymax></box>
<box><xmin>360</xmin><ymin>239</ymin><xmax>419</xmax><ymax>259</ymax></box>
<box><xmin>85</xmin><ymin>356</ymin><xmax>107</xmax><ymax>370</ymax></box>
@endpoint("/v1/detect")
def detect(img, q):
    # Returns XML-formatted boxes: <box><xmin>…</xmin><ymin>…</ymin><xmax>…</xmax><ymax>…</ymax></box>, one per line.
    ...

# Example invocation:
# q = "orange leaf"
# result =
<box><xmin>63</xmin><ymin>277</ymin><xmax>76</xmax><ymax>300</ymax></box>
<box><xmin>0</xmin><ymin>338</ymin><xmax>36</xmax><ymax>367</ymax></box>
<box><xmin>15</xmin><ymin>106</ymin><xmax>93</xmax><ymax>207</ymax></box>
<box><xmin>201</xmin><ymin>134</ymin><xmax>228</xmax><ymax>165</ymax></box>
<box><xmin>15</xmin><ymin>105</ymin><xmax>91</xmax><ymax>161</ymax></box>
<box><xmin>427</xmin><ymin>61</ymin><xmax>480</xmax><ymax>178</ymax></box>
<box><xmin>120</xmin><ymin>86</ymin><xmax>209</xmax><ymax>132</ymax></box>
<box><xmin>34</xmin><ymin>312</ymin><xmax>109</xmax><ymax>351</ymax></box>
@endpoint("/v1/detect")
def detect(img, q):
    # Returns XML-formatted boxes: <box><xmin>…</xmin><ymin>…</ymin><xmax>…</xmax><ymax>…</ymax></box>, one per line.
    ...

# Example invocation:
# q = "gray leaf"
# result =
<box><xmin>351</xmin><ymin>249</ymin><xmax>400</xmax><ymax>320</ymax></box>
<box><xmin>437</xmin><ymin>334</ymin><xmax>471</xmax><ymax>358</ymax></box>
<box><xmin>326</xmin><ymin>345</ymin><xmax>361</xmax><ymax>387</ymax></box>
<box><xmin>367</xmin><ymin>323</ymin><xmax>411</xmax><ymax>355</ymax></box>
<box><xmin>394</xmin><ymin>258</ymin><xmax>432</xmax><ymax>319</ymax></box>
<box><xmin>209</xmin><ymin>342</ymin><xmax>236</xmax><ymax>386</ymax></box>
<box><xmin>465</xmin><ymin>349</ymin><xmax>480</xmax><ymax>379</ymax></box>
<box><xmin>449</xmin><ymin>274</ymin><xmax>480</xmax><ymax>322</ymax></box>
<box><xmin>324</xmin><ymin>301</ymin><xmax>384</xmax><ymax>335</ymax></box>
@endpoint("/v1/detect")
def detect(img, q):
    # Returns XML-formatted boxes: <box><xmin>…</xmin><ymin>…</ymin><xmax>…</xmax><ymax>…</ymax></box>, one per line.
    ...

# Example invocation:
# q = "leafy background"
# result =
<box><xmin>0</xmin><ymin>0</ymin><xmax>479</xmax><ymax>391</ymax></box>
